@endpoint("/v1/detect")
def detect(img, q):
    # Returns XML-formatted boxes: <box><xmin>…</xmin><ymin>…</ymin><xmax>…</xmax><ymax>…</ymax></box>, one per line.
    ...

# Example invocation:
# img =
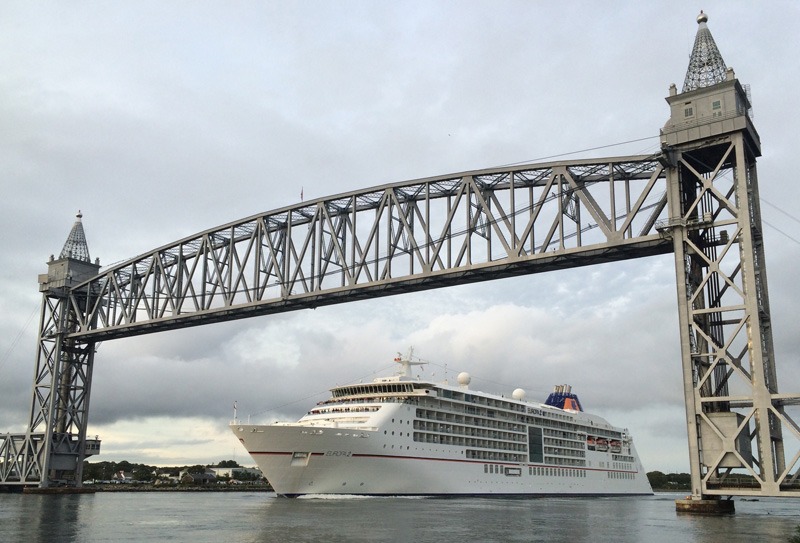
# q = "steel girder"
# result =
<box><xmin>63</xmin><ymin>156</ymin><xmax>672</xmax><ymax>342</ymax></box>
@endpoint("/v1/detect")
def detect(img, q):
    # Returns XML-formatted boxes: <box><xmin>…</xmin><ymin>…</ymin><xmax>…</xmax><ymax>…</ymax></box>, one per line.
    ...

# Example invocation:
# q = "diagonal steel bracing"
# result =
<box><xmin>62</xmin><ymin>156</ymin><xmax>671</xmax><ymax>342</ymax></box>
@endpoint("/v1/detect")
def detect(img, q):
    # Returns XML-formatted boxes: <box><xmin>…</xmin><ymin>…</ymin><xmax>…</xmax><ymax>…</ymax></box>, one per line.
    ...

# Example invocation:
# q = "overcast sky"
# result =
<box><xmin>1</xmin><ymin>1</ymin><xmax>799</xmax><ymax>473</ymax></box>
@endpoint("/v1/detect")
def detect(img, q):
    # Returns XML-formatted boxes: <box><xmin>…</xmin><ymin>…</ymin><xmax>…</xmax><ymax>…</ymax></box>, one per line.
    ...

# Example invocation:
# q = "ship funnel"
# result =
<box><xmin>544</xmin><ymin>384</ymin><xmax>583</xmax><ymax>412</ymax></box>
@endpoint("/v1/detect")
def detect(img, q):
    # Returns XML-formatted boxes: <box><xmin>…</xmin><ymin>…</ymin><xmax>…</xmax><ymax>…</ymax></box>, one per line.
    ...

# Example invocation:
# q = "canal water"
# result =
<box><xmin>0</xmin><ymin>491</ymin><xmax>797</xmax><ymax>542</ymax></box>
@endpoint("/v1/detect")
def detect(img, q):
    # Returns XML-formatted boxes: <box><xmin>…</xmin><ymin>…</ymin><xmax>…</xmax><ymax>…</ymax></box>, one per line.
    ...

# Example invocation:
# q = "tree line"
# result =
<box><xmin>81</xmin><ymin>459</ymin><xmax>258</xmax><ymax>483</ymax></box>
<box><xmin>646</xmin><ymin>471</ymin><xmax>691</xmax><ymax>490</ymax></box>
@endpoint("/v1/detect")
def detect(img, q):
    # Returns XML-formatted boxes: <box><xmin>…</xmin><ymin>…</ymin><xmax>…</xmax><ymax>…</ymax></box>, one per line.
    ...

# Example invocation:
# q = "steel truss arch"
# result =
<box><xmin>68</xmin><ymin>156</ymin><xmax>671</xmax><ymax>342</ymax></box>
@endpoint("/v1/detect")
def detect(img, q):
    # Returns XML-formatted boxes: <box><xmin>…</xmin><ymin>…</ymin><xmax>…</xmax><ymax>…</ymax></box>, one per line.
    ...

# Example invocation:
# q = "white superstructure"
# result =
<box><xmin>231</xmin><ymin>354</ymin><xmax>652</xmax><ymax>497</ymax></box>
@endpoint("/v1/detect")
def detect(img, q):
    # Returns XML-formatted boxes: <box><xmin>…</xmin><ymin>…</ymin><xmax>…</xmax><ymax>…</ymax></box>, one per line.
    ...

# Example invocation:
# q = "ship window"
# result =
<box><xmin>528</xmin><ymin>427</ymin><xmax>544</xmax><ymax>463</ymax></box>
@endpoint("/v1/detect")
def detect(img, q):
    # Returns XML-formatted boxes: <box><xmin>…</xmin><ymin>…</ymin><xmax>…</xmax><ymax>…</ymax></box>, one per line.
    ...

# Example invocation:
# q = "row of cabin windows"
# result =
<box><xmin>332</xmin><ymin>383</ymin><xmax>415</xmax><ymax>397</ymax></box>
<box><xmin>417</xmin><ymin>397</ymin><xmax>622</xmax><ymax>440</ymax></box>
<box><xmin>430</xmin><ymin>391</ymin><xmax>577</xmax><ymax>424</ymax></box>
<box><xmin>308</xmin><ymin>405</ymin><xmax>380</xmax><ymax>415</ymax></box>
<box><xmin>543</xmin><ymin>447</ymin><xmax>586</xmax><ymax>459</ymax></box>
<box><xmin>416</xmin><ymin>402</ymin><xmax>616</xmax><ymax>442</ymax></box>
<box><xmin>612</xmin><ymin>454</ymin><xmax>635</xmax><ymax>463</ymax></box>
<box><xmin>482</xmin><ymin>465</ymin><xmax>604</xmax><ymax>478</ymax></box>
<box><xmin>414</xmin><ymin>431</ymin><xmax>527</xmax><ymax>453</ymax></box>
<box><xmin>416</xmin><ymin>408</ymin><xmax>527</xmax><ymax>434</ymax></box>
<box><xmin>466</xmin><ymin>449</ymin><xmax>526</xmax><ymax>462</ymax></box>
<box><xmin>529</xmin><ymin>466</ymin><xmax>586</xmax><ymax>478</ymax></box>
<box><xmin>608</xmin><ymin>471</ymin><xmax>636</xmax><ymax>480</ymax></box>
<box><xmin>439</xmin><ymin>389</ymin><xmax>525</xmax><ymax>413</ymax></box>
<box><xmin>414</xmin><ymin>420</ymin><xmax>526</xmax><ymax>443</ymax></box>
<box><xmin>545</xmin><ymin>456</ymin><xmax>587</xmax><ymax>467</ymax></box>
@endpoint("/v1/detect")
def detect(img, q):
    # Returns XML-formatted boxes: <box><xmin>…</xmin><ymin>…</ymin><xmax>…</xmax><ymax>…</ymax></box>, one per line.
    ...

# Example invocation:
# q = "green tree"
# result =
<box><xmin>647</xmin><ymin>471</ymin><xmax>667</xmax><ymax>489</ymax></box>
<box><xmin>132</xmin><ymin>467</ymin><xmax>155</xmax><ymax>483</ymax></box>
<box><xmin>218</xmin><ymin>460</ymin><xmax>240</xmax><ymax>468</ymax></box>
<box><xmin>233</xmin><ymin>469</ymin><xmax>261</xmax><ymax>482</ymax></box>
<box><xmin>82</xmin><ymin>461</ymin><xmax>117</xmax><ymax>482</ymax></box>
<box><xmin>82</xmin><ymin>461</ymin><xmax>101</xmax><ymax>481</ymax></box>
<box><xmin>669</xmin><ymin>473</ymin><xmax>691</xmax><ymax>486</ymax></box>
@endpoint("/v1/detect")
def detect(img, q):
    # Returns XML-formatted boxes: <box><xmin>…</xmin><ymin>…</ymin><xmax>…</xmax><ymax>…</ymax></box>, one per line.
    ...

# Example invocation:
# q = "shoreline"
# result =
<box><xmin>2</xmin><ymin>484</ymin><xmax>273</xmax><ymax>494</ymax></box>
<box><xmin>89</xmin><ymin>483</ymin><xmax>273</xmax><ymax>492</ymax></box>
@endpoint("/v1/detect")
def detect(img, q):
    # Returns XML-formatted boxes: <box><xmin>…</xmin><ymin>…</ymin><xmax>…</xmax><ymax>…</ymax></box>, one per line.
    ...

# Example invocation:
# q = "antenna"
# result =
<box><xmin>394</xmin><ymin>347</ymin><xmax>425</xmax><ymax>377</ymax></box>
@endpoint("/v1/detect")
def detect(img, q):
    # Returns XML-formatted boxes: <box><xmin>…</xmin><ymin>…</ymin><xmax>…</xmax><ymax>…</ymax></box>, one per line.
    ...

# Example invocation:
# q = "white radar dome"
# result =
<box><xmin>512</xmin><ymin>388</ymin><xmax>526</xmax><ymax>401</ymax></box>
<box><xmin>457</xmin><ymin>372</ymin><xmax>471</xmax><ymax>387</ymax></box>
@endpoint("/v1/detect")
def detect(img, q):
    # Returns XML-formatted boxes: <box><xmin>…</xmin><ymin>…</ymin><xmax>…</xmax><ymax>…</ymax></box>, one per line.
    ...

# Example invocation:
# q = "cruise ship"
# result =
<box><xmin>231</xmin><ymin>353</ymin><xmax>652</xmax><ymax>497</ymax></box>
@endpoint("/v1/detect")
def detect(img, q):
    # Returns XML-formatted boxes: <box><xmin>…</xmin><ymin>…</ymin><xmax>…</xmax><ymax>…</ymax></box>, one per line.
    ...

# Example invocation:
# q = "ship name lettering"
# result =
<box><xmin>325</xmin><ymin>450</ymin><xmax>352</xmax><ymax>457</ymax></box>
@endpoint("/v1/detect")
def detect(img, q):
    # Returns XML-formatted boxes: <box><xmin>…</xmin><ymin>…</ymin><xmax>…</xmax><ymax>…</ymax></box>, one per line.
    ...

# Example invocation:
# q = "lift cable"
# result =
<box><xmin>495</xmin><ymin>134</ymin><xmax>660</xmax><ymax>168</ymax></box>
<box><xmin>0</xmin><ymin>304</ymin><xmax>39</xmax><ymax>378</ymax></box>
<box><xmin>760</xmin><ymin>198</ymin><xmax>800</xmax><ymax>246</ymax></box>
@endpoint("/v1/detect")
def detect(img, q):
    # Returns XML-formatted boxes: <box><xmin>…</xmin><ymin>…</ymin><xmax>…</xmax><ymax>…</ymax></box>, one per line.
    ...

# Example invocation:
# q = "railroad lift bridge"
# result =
<box><xmin>2</xmin><ymin>12</ymin><xmax>799</xmax><ymax>510</ymax></box>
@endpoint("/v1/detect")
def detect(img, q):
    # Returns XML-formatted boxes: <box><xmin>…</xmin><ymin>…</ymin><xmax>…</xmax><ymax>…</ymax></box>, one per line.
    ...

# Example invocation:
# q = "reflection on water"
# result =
<box><xmin>13</xmin><ymin>494</ymin><xmax>91</xmax><ymax>543</ymax></box>
<box><xmin>0</xmin><ymin>492</ymin><xmax>797</xmax><ymax>543</ymax></box>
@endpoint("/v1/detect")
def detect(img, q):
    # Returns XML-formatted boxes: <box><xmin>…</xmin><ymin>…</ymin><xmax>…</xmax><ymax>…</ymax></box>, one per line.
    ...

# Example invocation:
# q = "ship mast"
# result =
<box><xmin>394</xmin><ymin>348</ymin><xmax>425</xmax><ymax>378</ymax></box>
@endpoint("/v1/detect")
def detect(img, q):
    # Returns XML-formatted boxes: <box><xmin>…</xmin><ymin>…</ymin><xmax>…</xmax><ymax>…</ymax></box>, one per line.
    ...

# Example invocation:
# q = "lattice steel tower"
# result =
<box><xmin>662</xmin><ymin>12</ymin><xmax>795</xmax><ymax>506</ymax></box>
<box><xmin>0</xmin><ymin>213</ymin><xmax>102</xmax><ymax>486</ymax></box>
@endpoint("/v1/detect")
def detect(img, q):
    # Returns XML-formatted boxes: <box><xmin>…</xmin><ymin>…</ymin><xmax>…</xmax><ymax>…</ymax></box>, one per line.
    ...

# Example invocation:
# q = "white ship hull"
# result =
<box><xmin>232</xmin><ymin>404</ymin><xmax>651</xmax><ymax>497</ymax></box>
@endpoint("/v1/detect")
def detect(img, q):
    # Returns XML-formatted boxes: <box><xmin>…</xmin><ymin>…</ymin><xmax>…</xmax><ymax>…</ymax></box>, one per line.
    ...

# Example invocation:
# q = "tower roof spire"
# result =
<box><xmin>682</xmin><ymin>11</ymin><xmax>728</xmax><ymax>93</ymax></box>
<box><xmin>59</xmin><ymin>210</ymin><xmax>91</xmax><ymax>262</ymax></box>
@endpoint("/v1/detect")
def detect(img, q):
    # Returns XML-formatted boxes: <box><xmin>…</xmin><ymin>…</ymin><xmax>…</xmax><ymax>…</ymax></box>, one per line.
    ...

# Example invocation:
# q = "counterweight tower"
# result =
<box><xmin>662</xmin><ymin>12</ymin><xmax>796</xmax><ymax>506</ymax></box>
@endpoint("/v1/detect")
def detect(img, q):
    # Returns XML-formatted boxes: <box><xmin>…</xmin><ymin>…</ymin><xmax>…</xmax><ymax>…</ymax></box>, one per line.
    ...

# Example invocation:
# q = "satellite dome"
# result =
<box><xmin>457</xmin><ymin>372</ymin><xmax>471</xmax><ymax>387</ymax></box>
<box><xmin>512</xmin><ymin>388</ymin><xmax>526</xmax><ymax>401</ymax></box>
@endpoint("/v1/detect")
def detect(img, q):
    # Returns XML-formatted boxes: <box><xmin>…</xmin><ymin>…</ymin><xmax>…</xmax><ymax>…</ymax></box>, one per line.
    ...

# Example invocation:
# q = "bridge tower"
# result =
<box><xmin>13</xmin><ymin>213</ymin><xmax>101</xmax><ymax>487</ymax></box>
<box><xmin>661</xmin><ymin>12</ymin><xmax>788</xmax><ymax>510</ymax></box>
<box><xmin>35</xmin><ymin>212</ymin><xmax>102</xmax><ymax>486</ymax></box>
